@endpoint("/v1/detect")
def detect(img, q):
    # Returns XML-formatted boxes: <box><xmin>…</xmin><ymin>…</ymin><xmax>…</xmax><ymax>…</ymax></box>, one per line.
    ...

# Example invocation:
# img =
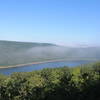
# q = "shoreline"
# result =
<box><xmin>0</xmin><ymin>59</ymin><xmax>69</xmax><ymax>69</ymax></box>
<box><xmin>0</xmin><ymin>59</ymin><xmax>98</xmax><ymax>69</ymax></box>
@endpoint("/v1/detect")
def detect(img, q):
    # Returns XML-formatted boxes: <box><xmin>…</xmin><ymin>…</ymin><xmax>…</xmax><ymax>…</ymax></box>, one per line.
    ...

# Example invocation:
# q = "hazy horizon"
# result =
<box><xmin>0</xmin><ymin>39</ymin><xmax>100</xmax><ymax>47</ymax></box>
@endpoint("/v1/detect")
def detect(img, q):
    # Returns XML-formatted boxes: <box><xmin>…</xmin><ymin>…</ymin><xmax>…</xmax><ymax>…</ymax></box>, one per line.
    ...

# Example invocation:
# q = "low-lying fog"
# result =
<box><xmin>0</xmin><ymin>45</ymin><xmax>100</xmax><ymax>66</ymax></box>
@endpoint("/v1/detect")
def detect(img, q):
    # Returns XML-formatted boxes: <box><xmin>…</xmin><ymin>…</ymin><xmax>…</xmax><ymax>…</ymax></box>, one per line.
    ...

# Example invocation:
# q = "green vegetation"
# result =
<box><xmin>0</xmin><ymin>62</ymin><xmax>100</xmax><ymax>100</ymax></box>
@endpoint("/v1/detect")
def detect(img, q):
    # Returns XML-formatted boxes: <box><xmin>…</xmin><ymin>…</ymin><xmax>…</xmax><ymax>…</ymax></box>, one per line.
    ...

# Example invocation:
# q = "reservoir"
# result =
<box><xmin>0</xmin><ymin>60</ymin><xmax>92</xmax><ymax>75</ymax></box>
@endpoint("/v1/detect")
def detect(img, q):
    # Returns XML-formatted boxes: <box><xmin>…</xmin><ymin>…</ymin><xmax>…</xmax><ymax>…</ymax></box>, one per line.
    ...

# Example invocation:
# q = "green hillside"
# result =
<box><xmin>0</xmin><ymin>40</ymin><xmax>100</xmax><ymax>67</ymax></box>
<box><xmin>0</xmin><ymin>40</ymin><xmax>57</xmax><ymax>66</ymax></box>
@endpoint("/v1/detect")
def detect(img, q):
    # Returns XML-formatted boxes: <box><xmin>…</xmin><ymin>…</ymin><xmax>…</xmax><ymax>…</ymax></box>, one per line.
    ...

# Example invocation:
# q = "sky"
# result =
<box><xmin>0</xmin><ymin>0</ymin><xmax>100</xmax><ymax>46</ymax></box>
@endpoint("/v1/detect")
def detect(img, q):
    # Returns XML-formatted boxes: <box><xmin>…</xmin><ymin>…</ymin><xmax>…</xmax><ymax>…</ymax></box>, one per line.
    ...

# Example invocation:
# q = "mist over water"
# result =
<box><xmin>0</xmin><ymin>40</ymin><xmax>100</xmax><ymax>66</ymax></box>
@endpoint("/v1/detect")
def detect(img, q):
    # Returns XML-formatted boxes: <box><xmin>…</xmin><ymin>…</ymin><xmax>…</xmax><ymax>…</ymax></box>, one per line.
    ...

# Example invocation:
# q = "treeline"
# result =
<box><xmin>0</xmin><ymin>62</ymin><xmax>100</xmax><ymax>100</ymax></box>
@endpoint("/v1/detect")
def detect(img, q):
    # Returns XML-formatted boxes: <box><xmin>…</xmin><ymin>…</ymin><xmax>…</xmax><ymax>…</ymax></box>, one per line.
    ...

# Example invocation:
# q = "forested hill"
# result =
<box><xmin>0</xmin><ymin>40</ymin><xmax>100</xmax><ymax>67</ymax></box>
<box><xmin>0</xmin><ymin>40</ymin><xmax>57</xmax><ymax>66</ymax></box>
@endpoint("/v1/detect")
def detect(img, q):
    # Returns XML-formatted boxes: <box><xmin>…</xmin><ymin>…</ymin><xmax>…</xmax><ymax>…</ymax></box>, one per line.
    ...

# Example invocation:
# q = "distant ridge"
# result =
<box><xmin>0</xmin><ymin>40</ymin><xmax>57</xmax><ymax>47</ymax></box>
<box><xmin>0</xmin><ymin>40</ymin><xmax>100</xmax><ymax>67</ymax></box>
<box><xmin>0</xmin><ymin>40</ymin><xmax>58</xmax><ymax>67</ymax></box>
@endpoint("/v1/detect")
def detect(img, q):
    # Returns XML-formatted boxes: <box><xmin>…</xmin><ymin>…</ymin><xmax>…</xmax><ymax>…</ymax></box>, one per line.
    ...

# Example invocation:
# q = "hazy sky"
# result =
<box><xmin>0</xmin><ymin>0</ymin><xmax>100</xmax><ymax>46</ymax></box>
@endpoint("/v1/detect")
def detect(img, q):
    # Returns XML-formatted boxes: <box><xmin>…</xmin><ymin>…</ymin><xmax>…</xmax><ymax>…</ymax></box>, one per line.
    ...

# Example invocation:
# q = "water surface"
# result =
<box><xmin>0</xmin><ymin>60</ymin><xmax>92</xmax><ymax>75</ymax></box>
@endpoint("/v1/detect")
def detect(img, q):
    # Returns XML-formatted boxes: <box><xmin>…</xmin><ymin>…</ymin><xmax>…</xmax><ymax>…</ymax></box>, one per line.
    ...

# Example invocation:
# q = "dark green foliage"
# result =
<box><xmin>0</xmin><ymin>62</ymin><xmax>100</xmax><ymax>100</ymax></box>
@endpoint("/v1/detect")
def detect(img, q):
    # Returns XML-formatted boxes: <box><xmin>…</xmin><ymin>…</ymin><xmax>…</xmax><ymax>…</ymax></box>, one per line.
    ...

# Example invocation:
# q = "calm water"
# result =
<box><xmin>0</xmin><ymin>60</ymin><xmax>92</xmax><ymax>75</ymax></box>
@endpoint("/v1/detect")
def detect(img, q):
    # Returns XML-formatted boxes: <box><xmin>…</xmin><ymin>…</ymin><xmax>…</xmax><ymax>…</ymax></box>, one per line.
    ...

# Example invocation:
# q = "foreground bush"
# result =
<box><xmin>0</xmin><ymin>62</ymin><xmax>100</xmax><ymax>100</ymax></box>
